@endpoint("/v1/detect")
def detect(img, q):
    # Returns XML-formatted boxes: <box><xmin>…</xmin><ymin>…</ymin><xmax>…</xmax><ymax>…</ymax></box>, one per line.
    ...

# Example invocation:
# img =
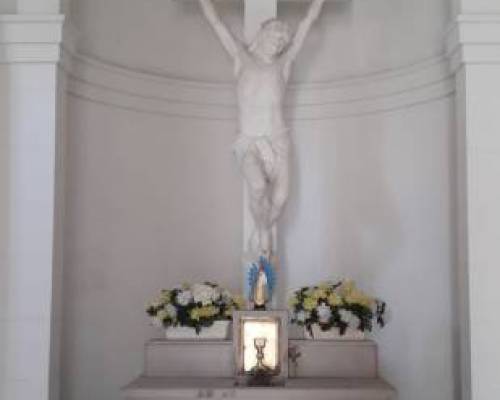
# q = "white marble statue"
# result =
<box><xmin>199</xmin><ymin>0</ymin><xmax>325</xmax><ymax>257</ymax></box>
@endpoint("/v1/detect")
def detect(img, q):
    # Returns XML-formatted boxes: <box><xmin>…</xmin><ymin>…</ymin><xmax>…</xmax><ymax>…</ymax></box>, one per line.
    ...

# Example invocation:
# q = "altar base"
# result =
<box><xmin>144</xmin><ymin>339</ymin><xmax>378</xmax><ymax>379</ymax></box>
<box><xmin>123</xmin><ymin>338</ymin><xmax>396</xmax><ymax>399</ymax></box>
<box><xmin>123</xmin><ymin>376</ymin><xmax>396</xmax><ymax>400</ymax></box>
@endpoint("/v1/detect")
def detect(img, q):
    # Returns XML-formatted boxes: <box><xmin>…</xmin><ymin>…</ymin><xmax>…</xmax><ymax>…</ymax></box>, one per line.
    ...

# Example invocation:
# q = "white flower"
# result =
<box><xmin>339</xmin><ymin>309</ymin><xmax>360</xmax><ymax>329</ymax></box>
<box><xmin>221</xmin><ymin>289</ymin><xmax>233</xmax><ymax>302</ymax></box>
<box><xmin>193</xmin><ymin>284</ymin><xmax>219</xmax><ymax>306</ymax></box>
<box><xmin>176</xmin><ymin>290</ymin><xmax>193</xmax><ymax>306</ymax></box>
<box><xmin>213</xmin><ymin>286</ymin><xmax>222</xmax><ymax>300</ymax></box>
<box><xmin>296</xmin><ymin>310</ymin><xmax>311</xmax><ymax>323</ymax></box>
<box><xmin>348</xmin><ymin>315</ymin><xmax>361</xmax><ymax>329</ymax></box>
<box><xmin>152</xmin><ymin>317</ymin><xmax>163</xmax><ymax>328</ymax></box>
<box><xmin>165</xmin><ymin>304</ymin><xmax>177</xmax><ymax>319</ymax></box>
<box><xmin>317</xmin><ymin>303</ymin><xmax>332</xmax><ymax>324</ymax></box>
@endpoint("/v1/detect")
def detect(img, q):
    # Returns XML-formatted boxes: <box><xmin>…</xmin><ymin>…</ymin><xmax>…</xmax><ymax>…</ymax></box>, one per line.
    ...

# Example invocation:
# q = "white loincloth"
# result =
<box><xmin>233</xmin><ymin>133</ymin><xmax>290</xmax><ymax>179</ymax></box>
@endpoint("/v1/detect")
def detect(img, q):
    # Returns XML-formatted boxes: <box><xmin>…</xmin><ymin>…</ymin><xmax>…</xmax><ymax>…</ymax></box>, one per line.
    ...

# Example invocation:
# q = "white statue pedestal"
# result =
<box><xmin>122</xmin><ymin>339</ymin><xmax>396</xmax><ymax>399</ymax></box>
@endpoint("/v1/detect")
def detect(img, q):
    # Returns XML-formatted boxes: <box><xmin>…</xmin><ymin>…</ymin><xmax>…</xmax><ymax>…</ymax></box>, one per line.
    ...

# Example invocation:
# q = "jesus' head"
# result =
<box><xmin>249</xmin><ymin>19</ymin><xmax>292</xmax><ymax>61</ymax></box>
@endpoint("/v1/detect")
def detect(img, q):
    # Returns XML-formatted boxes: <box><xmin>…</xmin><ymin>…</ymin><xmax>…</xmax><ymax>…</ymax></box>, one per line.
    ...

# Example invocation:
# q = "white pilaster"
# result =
<box><xmin>446</xmin><ymin>9</ymin><xmax>500</xmax><ymax>400</ymax></box>
<box><xmin>0</xmin><ymin>12</ymin><xmax>63</xmax><ymax>400</ymax></box>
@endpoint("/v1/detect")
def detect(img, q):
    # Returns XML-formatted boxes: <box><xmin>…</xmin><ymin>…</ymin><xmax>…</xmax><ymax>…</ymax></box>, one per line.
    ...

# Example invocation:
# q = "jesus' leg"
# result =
<box><xmin>269</xmin><ymin>143</ymin><xmax>290</xmax><ymax>228</ymax></box>
<box><xmin>241</xmin><ymin>148</ymin><xmax>273</xmax><ymax>256</ymax></box>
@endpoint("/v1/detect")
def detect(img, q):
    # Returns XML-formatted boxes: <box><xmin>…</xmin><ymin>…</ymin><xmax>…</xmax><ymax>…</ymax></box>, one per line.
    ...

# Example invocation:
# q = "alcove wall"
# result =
<box><xmin>60</xmin><ymin>1</ymin><xmax>457</xmax><ymax>400</ymax></box>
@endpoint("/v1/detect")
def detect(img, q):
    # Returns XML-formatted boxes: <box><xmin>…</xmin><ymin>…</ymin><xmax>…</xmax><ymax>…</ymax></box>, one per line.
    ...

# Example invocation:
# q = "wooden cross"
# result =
<box><xmin>180</xmin><ymin>0</ymin><xmax>343</xmax><ymax>43</ymax></box>
<box><xmin>182</xmin><ymin>0</ymin><xmax>337</xmax><ymax>302</ymax></box>
<box><xmin>244</xmin><ymin>0</ymin><xmax>342</xmax><ymax>41</ymax></box>
<box><xmin>244</xmin><ymin>0</ymin><xmax>278</xmax><ymax>41</ymax></box>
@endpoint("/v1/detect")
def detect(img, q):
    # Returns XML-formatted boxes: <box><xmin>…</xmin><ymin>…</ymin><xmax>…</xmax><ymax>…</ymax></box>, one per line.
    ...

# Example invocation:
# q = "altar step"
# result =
<box><xmin>123</xmin><ymin>376</ymin><xmax>396</xmax><ymax>400</ymax></box>
<box><xmin>144</xmin><ymin>339</ymin><xmax>378</xmax><ymax>379</ymax></box>
<box><xmin>124</xmin><ymin>339</ymin><xmax>397</xmax><ymax>399</ymax></box>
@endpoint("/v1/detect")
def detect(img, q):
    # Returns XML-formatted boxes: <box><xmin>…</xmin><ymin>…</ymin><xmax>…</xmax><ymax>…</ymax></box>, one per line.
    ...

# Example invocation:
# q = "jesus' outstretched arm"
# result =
<box><xmin>199</xmin><ymin>0</ymin><xmax>243</xmax><ymax>73</ymax></box>
<box><xmin>283</xmin><ymin>0</ymin><xmax>325</xmax><ymax>78</ymax></box>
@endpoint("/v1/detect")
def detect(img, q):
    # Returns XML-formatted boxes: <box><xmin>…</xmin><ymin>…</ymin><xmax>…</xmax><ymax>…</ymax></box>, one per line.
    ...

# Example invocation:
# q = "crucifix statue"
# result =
<box><xmin>199</xmin><ymin>0</ymin><xmax>325</xmax><ymax>263</ymax></box>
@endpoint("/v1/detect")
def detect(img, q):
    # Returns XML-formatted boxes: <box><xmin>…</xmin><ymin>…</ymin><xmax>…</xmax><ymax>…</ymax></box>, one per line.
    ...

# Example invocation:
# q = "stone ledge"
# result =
<box><xmin>123</xmin><ymin>376</ymin><xmax>396</xmax><ymax>400</ymax></box>
<box><xmin>144</xmin><ymin>339</ymin><xmax>378</xmax><ymax>379</ymax></box>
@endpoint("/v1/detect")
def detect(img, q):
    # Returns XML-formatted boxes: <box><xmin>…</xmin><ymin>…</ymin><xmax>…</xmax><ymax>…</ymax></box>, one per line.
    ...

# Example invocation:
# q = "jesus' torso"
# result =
<box><xmin>236</xmin><ymin>55</ymin><xmax>288</xmax><ymax>137</ymax></box>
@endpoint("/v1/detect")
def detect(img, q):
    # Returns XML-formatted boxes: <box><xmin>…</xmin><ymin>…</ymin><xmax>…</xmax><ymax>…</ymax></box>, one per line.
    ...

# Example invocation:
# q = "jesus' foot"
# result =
<box><xmin>260</xmin><ymin>229</ymin><xmax>273</xmax><ymax>259</ymax></box>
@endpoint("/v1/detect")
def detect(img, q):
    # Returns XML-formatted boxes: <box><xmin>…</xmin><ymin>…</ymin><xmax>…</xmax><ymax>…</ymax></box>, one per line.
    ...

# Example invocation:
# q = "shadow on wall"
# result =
<box><xmin>331</xmin><ymin>117</ymin><xmax>403</xmax><ymax>283</ymax></box>
<box><xmin>280</xmin><ymin>0</ymin><xmax>354</xmax><ymax>82</ymax></box>
<box><xmin>0</xmin><ymin>0</ymin><xmax>16</xmax><ymax>13</ymax></box>
<box><xmin>280</xmin><ymin>117</ymin><xmax>403</xmax><ymax>289</ymax></box>
<box><xmin>0</xmin><ymin>59</ymin><xmax>11</xmax><ymax>397</ymax></box>
<box><xmin>276</xmin><ymin>129</ymin><xmax>300</xmax><ymax>306</ymax></box>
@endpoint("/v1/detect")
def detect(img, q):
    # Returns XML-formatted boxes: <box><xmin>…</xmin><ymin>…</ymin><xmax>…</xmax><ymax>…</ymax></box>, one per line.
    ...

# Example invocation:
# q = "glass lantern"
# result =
<box><xmin>233</xmin><ymin>310</ymin><xmax>288</xmax><ymax>386</ymax></box>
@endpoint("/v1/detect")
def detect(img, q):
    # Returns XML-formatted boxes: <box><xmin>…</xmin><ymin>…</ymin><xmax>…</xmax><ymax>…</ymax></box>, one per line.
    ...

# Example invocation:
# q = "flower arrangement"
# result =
<box><xmin>288</xmin><ymin>280</ymin><xmax>386</xmax><ymax>338</ymax></box>
<box><xmin>146</xmin><ymin>282</ymin><xmax>244</xmax><ymax>334</ymax></box>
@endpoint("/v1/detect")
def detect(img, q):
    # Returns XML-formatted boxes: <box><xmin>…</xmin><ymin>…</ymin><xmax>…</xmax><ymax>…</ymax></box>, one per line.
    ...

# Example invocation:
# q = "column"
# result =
<box><xmin>0</xmin><ymin>5</ymin><xmax>63</xmax><ymax>400</ymax></box>
<box><xmin>446</xmin><ymin>1</ymin><xmax>500</xmax><ymax>399</ymax></box>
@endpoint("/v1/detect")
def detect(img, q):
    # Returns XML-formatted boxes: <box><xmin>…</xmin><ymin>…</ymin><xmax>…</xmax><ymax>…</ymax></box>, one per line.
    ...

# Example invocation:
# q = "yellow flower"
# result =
<box><xmin>345</xmin><ymin>289</ymin><xmax>374</xmax><ymax>308</ymax></box>
<box><xmin>224</xmin><ymin>306</ymin><xmax>234</xmax><ymax>317</ymax></box>
<box><xmin>159</xmin><ymin>290</ymin><xmax>172</xmax><ymax>303</ymax></box>
<box><xmin>318</xmin><ymin>282</ymin><xmax>331</xmax><ymax>291</ymax></box>
<box><xmin>303</xmin><ymin>297</ymin><xmax>318</xmax><ymax>311</ymax></box>
<box><xmin>312</xmin><ymin>288</ymin><xmax>328</xmax><ymax>300</ymax></box>
<box><xmin>157</xmin><ymin>309</ymin><xmax>168</xmax><ymax>321</ymax></box>
<box><xmin>198</xmin><ymin>306</ymin><xmax>218</xmax><ymax>318</ymax></box>
<box><xmin>339</xmin><ymin>280</ymin><xmax>356</xmax><ymax>297</ymax></box>
<box><xmin>233</xmin><ymin>295</ymin><xmax>245</xmax><ymax>310</ymax></box>
<box><xmin>190</xmin><ymin>308</ymin><xmax>201</xmax><ymax>321</ymax></box>
<box><xmin>288</xmin><ymin>296</ymin><xmax>299</xmax><ymax>308</ymax></box>
<box><xmin>327</xmin><ymin>293</ymin><xmax>342</xmax><ymax>307</ymax></box>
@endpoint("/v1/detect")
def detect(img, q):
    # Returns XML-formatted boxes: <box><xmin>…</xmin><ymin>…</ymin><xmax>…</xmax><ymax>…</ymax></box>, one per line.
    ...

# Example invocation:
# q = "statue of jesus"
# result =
<box><xmin>199</xmin><ymin>0</ymin><xmax>325</xmax><ymax>258</ymax></box>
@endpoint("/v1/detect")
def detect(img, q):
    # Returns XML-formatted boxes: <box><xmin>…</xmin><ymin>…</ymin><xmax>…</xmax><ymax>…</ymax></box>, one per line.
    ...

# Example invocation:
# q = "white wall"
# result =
<box><xmin>16</xmin><ymin>0</ymin><xmax>60</xmax><ymax>13</ymax></box>
<box><xmin>284</xmin><ymin>99</ymin><xmax>456</xmax><ymax>400</ymax></box>
<box><xmin>61</xmin><ymin>1</ymin><xmax>457</xmax><ymax>400</ymax></box>
<box><xmin>0</xmin><ymin>1</ymin><xmax>16</xmax><ymax>13</ymax></box>
<box><xmin>0</xmin><ymin>0</ymin><xmax>59</xmax><ymax>13</ymax></box>
<box><xmin>61</xmin><ymin>100</ymin><xmax>243</xmax><ymax>400</ymax></box>
<box><xmin>69</xmin><ymin>0</ymin><xmax>450</xmax><ymax>83</ymax></box>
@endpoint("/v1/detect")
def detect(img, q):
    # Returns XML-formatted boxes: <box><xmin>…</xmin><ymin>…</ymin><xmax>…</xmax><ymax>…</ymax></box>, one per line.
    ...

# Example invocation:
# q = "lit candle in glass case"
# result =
<box><xmin>243</xmin><ymin>320</ymin><xmax>278</xmax><ymax>372</ymax></box>
<box><xmin>233</xmin><ymin>311</ymin><xmax>288</xmax><ymax>386</ymax></box>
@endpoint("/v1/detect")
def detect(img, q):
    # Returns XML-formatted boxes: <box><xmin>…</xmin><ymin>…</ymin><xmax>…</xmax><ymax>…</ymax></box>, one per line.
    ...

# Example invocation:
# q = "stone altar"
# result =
<box><xmin>122</xmin><ymin>339</ymin><xmax>396</xmax><ymax>399</ymax></box>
